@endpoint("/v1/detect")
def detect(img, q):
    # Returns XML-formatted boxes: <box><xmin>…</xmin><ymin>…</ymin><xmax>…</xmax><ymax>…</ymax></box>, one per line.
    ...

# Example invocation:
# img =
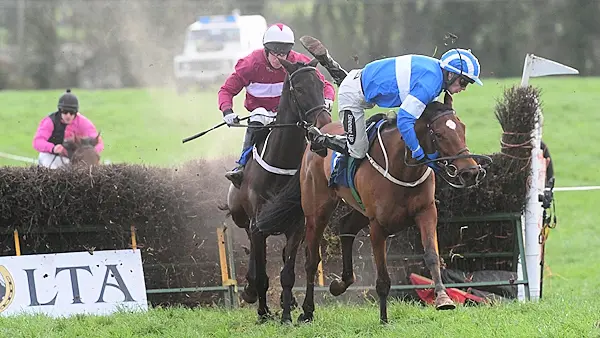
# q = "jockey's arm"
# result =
<box><xmin>395</xmin><ymin>81</ymin><xmax>437</xmax><ymax>159</ymax></box>
<box><xmin>32</xmin><ymin>117</ymin><xmax>56</xmax><ymax>153</ymax></box>
<box><xmin>218</xmin><ymin>57</ymin><xmax>252</xmax><ymax>113</ymax></box>
<box><xmin>396</xmin><ymin>98</ymin><xmax>425</xmax><ymax>158</ymax></box>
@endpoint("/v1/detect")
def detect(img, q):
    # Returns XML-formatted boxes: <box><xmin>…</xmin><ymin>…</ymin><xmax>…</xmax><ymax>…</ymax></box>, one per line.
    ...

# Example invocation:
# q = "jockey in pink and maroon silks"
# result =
<box><xmin>217</xmin><ymin>23</ymin><xmax>335</xmax><ymax>189</ymax></box>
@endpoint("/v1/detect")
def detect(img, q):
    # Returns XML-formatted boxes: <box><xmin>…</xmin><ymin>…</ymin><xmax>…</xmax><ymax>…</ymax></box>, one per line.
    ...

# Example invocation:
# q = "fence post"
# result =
<box><xmin>13</xmin><ymin>230</ymin><xmax>21</xmax><ymax>256</ymax></box>
<box><xmin>224</xmin><ymin>226</ymin><xmax>239</xmax><ymax>308</ymax></box>
<box><xmin>217</xmin><ymin>227</ymin><xmax>237</xmax><ymax>309</ymax></box>
<box><xmin>130</xmin><ymin>225</ymin><xmax>137</xmax><ymax>251</ymax></box>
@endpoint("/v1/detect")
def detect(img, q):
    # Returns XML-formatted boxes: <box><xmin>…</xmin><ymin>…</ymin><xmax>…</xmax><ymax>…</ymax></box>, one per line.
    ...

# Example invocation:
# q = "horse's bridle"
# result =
<box><xmin>285</xmin><ymin>66</ymin><xmax>331</xmax><ymax>129</ymax></box>
<box><xmin>405</xmin><ymin>109</ymin><xmax>492</xmax><ymax>188</ymax></box>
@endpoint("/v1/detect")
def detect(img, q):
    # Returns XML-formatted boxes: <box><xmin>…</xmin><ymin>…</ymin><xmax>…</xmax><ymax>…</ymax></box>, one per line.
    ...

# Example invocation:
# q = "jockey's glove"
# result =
<box><xmin>324</xmin><ymin>99</ymin><xmax>333</xmax><ymax>111</ymax></box>
<box><xmin>222</xmin><ymin>108</ymin><xmax>239</xmax><ymax>126</ymax></box>
<box><xmin>415</xmin><ymin>149</ymin><xmax>441</xmax><ymax>172</ymax></box>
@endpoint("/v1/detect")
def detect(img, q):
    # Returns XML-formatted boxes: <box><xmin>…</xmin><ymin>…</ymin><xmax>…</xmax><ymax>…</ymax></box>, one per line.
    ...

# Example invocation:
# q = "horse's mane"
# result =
<box><xmin>365</xmin><ymin>101</ymin><xmax>452</xmax><ymax>128</ymax></box>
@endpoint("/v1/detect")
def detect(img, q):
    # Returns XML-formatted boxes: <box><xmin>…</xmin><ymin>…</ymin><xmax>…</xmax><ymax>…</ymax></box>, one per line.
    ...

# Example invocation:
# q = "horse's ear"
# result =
<box><xmin>279</xmin><ymin>58</ymin><xmax>297</xmax><ymax>74</ymax></box>
<box><xmin>93</xmin><ymin>131</ymin><xmax>101</xmax><ymax>146</ymax></box>
<box><xmin>443</xmin><ymin>91</ymin><xmax>453</xmax><ymax>108</ymax></box>
<box><xmin>308</xmin><ymin>58</ymin><xmax>319</xmax><ymax>67</ymax></box>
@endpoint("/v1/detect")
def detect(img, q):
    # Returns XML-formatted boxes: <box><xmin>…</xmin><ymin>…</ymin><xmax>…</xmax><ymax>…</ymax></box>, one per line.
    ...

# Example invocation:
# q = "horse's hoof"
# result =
<box><xmin>256</xmin><ymin>311</ymin><xmax>275</xmax><ymax>324</ymax></box>
<box><xmin>380</xmin><ymin>317</ymin><xmax>389</xmax><ymax>325</ymax></box>
<box><xmin>242</xmin><ymin>288</ymin><xmax>258</xmax><ymax>304</ymax></box>
<box><xmin>329</xmin><ymin>279</ymin><xmax>347</xmax><ymax>296</ymax></box>
<box><xmin>297</xmin><ymin>312</ymin><xmax>313</xmax><ymax>324</ymax></box>
<box><xmin>435</xmin><ymin>292</ymin><xmax>456</xmax><ymax>310</ymax></box>
<box><xmin>280</xmin><ymin>315</ymin><xmax>293</xmax><ymax>325</ymax></box>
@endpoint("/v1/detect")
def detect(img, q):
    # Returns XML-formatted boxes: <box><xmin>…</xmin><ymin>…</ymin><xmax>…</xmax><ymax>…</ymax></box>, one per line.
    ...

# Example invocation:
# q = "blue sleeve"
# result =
<box><xmin>396</xmin><ymin>109</ymin><xmax>420</xmax><ymax>154</ymax></box>
<box><xmin>395</xmin><ymin>72</ymin><xmax>439</xmax><ymax>154</ymax></box>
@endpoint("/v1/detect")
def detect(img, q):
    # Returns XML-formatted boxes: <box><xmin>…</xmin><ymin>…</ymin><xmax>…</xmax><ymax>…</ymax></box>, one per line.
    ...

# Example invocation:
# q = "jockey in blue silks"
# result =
<box><xmin>300</xmin><ymin>37</ymin><xmax>483</xmax><ymax>170</ymax></box>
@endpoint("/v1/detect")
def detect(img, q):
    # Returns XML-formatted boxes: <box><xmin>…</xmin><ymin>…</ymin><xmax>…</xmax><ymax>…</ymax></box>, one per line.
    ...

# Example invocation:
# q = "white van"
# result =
<box><xmin>173</xmin><ymin>11</ymin><xmax>267</xmax><ymax>93</ymax></box>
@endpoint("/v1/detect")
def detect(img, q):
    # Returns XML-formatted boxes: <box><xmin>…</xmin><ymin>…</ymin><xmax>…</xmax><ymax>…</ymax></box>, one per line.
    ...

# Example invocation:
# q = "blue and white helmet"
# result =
<box><xmin>439</xmin><ymin>48</ymin><xmax>483</xmax><ymax>86</ymax></box>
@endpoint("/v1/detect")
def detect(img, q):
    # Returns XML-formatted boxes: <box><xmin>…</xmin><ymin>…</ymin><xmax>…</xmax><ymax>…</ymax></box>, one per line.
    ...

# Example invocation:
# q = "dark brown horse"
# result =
<box><xmin>254</xmin><ymin>92</ymin><xmax>490</xmax><ymax>324</ymax></box>
<box><xmin>63</xmin><ymin>133</ymin><xmax>102</xmax><ymax>167</ymax></box>
<box><xmin>222</xmin><ymin>58</ymin><xmax>332</xmax><ymax>323</ymax></box>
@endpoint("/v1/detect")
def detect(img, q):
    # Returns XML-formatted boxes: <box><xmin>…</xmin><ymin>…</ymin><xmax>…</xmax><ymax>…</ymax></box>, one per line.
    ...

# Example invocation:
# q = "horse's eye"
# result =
<box><xmin>434</xmin><ymin>132</ymin><xmax>443</xmax><ymax>138</ymax></box>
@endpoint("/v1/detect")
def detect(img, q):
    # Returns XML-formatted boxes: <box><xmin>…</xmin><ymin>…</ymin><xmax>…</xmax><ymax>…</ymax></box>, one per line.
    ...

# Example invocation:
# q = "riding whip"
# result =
<box><xmin>182</xmin><ymin>115</ymin><xmax>251</xmax><ymax>144</ymax></box>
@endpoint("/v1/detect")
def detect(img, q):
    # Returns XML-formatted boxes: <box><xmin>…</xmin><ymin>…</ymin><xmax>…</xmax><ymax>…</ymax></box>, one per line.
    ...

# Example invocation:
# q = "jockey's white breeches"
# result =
<box><xmin>249</xmin><ymin>107</ymin><xmax>277</xmax><ymax>126</ymax></box>
<box><xmin>337</xmin><ymin>69</ymin><xmax>376</xmax><ymax>159</ymax></box>
<box><xmin>38</xmin><ymin>152</ymin><xmax>70</xmax><ymax>169</ymax></box>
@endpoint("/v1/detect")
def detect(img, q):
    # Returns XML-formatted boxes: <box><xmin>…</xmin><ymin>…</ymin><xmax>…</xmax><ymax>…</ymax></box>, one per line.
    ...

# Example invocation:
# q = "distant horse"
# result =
<box><xmin>221</xmin><ymin>58</ymin><xmax>332</xmax><ymax>323</ymax></box>
<box><xmin>254</xmin><ymin>92</ymin><xmax>491</xmax><ymax>324</ymax></box>
<box><xmin>63</xmin><ymin>133</ymin><xmax>101</xmax><ymax>167</ymax></box>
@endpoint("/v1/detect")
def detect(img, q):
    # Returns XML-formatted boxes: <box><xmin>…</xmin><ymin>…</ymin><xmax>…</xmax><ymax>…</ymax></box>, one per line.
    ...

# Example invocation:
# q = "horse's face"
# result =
<box><xmin>279</xmin><ymin>58</ymin><xmax>330</xmax><ymax>127</ymax></box>
<box><xmin>63</xmin><ymin>134</ymin><xmax>101</xmax><ymax>167</ymax></box>
<box><xmin>421</xmin><ymin>93</ymin><xmax>485</xmax><ymax>187</ymax></box>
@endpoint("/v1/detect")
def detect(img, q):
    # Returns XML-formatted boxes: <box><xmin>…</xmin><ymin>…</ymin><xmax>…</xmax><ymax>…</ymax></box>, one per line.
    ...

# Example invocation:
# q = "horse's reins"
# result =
<box><xmin>403</xmin><ymin>109</ymin><xmax>492</xmax><ymax>188</ymax></box>
<box><xmin>232</xmin><ymin>65</ymin><xmax>330</xmax><ymax>132</ymax></box>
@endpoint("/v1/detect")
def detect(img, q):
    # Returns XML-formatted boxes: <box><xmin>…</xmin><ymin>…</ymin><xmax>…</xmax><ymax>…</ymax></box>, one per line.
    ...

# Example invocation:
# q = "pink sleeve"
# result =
<box><xmin>32</xmin><ymin>117</ymin><xmax>56</xmax><ymax>153</ymax></box>
<box><xmin>218</xmin><ymin>56</ymin><xmax>253</xmax><ymax>112</ymax></box>
<box><xmin>77</xmin><ymin>115</ymin><xmax>104</xmax><ymax>153</ymax></box>
<box><xmin>294</xmin><ymin>53</ymin><xmax>336</xmax><ymax>101</ymax></box>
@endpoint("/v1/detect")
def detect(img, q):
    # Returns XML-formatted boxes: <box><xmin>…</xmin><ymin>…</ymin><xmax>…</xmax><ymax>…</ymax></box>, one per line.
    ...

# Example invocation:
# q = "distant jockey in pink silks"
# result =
<box><xmin>217</xmin><ymin>23</ymin><xmax>336</xmax><ymax>189</ymax></box>
<box><xmin>32</xmin><ymin>89</ymin><xmax>104</xmax><ymax>169</ymax></box>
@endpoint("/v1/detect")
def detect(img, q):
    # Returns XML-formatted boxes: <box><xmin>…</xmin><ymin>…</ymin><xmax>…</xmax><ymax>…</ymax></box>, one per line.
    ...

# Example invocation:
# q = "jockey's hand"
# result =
<box><xmin>414</xmin><ymin>148</ymin><xmax>440</xmax><ymax>172</ymax></box>
<box><xmin>53</xmin><ymin>144</ymin><xmax>66</xmax><ymax>156</ymax></box>
<box><xmin>324</xmin><ymin>99</ymin><xmax>333</xmax><ymax>111</ymax></box>
<box><xmin>425</xmin><ymin>151</ymin><xmax>441</xmax><ymax>172</ymax></box>
<box><xmin>222</xmin><ymin>109</ymin><xmax>239</xmax><ymax>126</ymax></box>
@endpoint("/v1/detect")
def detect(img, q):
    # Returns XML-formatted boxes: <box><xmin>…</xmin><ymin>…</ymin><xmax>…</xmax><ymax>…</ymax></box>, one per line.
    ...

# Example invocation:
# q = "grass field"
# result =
<box><xmin>0</xmin><ymin>77</ymin><xmax>599</xmax><ymax>337</ymax></box>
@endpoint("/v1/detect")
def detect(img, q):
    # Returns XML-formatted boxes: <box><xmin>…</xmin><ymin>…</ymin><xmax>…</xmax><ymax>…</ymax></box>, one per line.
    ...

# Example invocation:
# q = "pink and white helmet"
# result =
<box><xmin>263</xmin><ymin>23</ymin><xmax>295</xmax><ymax>55</ymax></box>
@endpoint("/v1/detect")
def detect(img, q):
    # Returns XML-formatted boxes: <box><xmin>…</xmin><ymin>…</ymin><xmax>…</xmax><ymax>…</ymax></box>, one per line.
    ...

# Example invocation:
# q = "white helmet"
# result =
<box><xmin>263</xmin><ymin>23</ymin><xmax>295</xmax><ymax>55</ymax></box>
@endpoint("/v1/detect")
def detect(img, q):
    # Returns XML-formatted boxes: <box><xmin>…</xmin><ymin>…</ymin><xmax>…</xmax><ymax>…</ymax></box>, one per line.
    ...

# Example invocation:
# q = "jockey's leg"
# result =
<box><xmin>310</xmin><ymin>69</ymin><xmax>372</xmax><ymax>158</ymax></box>
<box><xmin>300</xmin><ymin>36</ymin><xmax>348</xmax><ymax>86</ymax></box>
<box><xmin>226</xmin><ymin>108</ymin><xmax>274</xmax><ymax>189</ymax></box>
<box><xmin>225</xmin><ymin>121</ymin><xmax>262</xmax><ymax>189</ymax></box>
<box><xmin>38</xmin><ymin>152</ymin><xmax>69</xmax><ymax>169</ymax></box>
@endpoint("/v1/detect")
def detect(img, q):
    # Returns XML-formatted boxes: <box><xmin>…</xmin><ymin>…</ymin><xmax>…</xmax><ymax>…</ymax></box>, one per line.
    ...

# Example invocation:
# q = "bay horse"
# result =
<box><xmin>221</xmin><ymin>58</ymin><xmax>332</xmax><ymax>323</ymax></box>
<box><xmin>254</xmin><ymin>92</ymin><xmax>490</xmax><ymax>324</ymax></box>
<box><xmin>63</xmin><ymin>133</ymin><xmax>102</xmax><ymax>167</ymax></box>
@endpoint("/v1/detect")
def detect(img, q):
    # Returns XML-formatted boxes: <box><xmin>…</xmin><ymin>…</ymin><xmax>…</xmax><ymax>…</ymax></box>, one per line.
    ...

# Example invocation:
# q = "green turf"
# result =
<box><xmin>0</xmin><ymin>78</ymin><xmax>598</xmax><ymax>336</ymax></box>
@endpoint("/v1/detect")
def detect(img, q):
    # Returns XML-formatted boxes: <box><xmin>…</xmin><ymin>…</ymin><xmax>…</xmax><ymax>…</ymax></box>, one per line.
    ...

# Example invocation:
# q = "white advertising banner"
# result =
<box><xmin>0</xmin><ymin>249</ymin><xmax>148</xmax><ymax>317</ymax></box>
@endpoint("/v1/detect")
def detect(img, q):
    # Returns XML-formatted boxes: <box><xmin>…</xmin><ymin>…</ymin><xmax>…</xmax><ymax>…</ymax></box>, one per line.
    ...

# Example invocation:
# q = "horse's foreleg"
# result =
<box><xmin>279</xmin><ymin>223</ymin><xmax>304</xmax><ymax>324</ymax></box>
<box><xmin>242</xmin><ymin>227</ymin><xmax>258</xmax><ymax>304</ymax></box>
<box><xmin>227</xmin><ymin>186</ymin><xmax>257</xmax><ymax>304</ymax></box>
<box><xmin>298</xmin><ymin>203</ymin><xmax>335</xmax><ymax>323</ymax></box>
<box><xmin>330</xmin><ymin>209</ymin><xmax>369</xmax><ymax>296</ymax></box>
<box><xmin>250</xmin><ymin>230</ymin><xmax>273</xmax><ymax>322</ymax></box>
<box><xmin>415</xmin><ymin>203</ymin><xmax>455</xmax><ymax>310</ymax></box>
<box><xmin>369</xmin><ymin>220</ymin><xmax>391</xmax><ymax>324</ymax></box>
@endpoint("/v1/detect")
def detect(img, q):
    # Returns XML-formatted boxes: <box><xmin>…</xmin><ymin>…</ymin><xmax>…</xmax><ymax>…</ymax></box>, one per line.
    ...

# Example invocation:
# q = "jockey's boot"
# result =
<box><xmin>225</xmin><ymin>125</ymin><xmax>257</xmax><ymax>189</ymax></box>
<box><xmin>300</xmin><ymin>35</ymin><xmax>348</xmax><ymax>86</ymax></box>
<box><xmin>307</xmin><ymin>125</ymin><xmax>349</xmax><ymax>156</ymax></box>
<box><xmin>225</xmin><ymin>165</ymin><xmax>244</xmax><ymax>189</ymax></box>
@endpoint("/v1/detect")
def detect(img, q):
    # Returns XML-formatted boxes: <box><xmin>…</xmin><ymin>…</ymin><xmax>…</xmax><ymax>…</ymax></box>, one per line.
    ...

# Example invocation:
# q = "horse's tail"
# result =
<box><xmin>253</xmin><ymin>169</ymin><xmax>304</xmax><ymax>236</ymax></box>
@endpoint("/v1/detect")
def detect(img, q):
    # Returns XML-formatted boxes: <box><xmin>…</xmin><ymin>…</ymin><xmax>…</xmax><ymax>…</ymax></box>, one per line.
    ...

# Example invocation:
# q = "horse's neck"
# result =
<box><xmin>260</xmin><ymin>96</ymin><xmax>306</xmax><ymax>166</ymax></box>
<box><xmin>377</xmin><ymin>125</ymin><xmax>429</xmax><ymax>183</ymax></box>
